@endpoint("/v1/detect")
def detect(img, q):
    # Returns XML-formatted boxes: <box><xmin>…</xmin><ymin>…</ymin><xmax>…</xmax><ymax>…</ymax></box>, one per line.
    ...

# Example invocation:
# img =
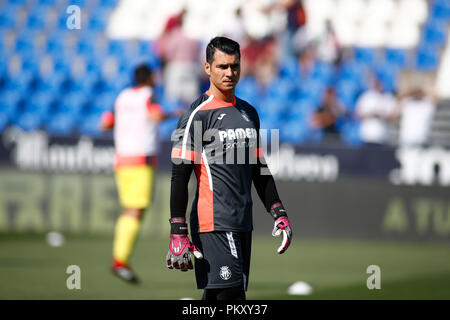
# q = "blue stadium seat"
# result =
<box><xmin>259</xmin><ymin>115</ymin><xmax>281</xmax><ymax>143</ymax></box>
<box><xmin>107</xmin><ymin>40</ymin><xmax>126</xmax><ymax>56</ymax></box>
<box><xmin>258</xmin><ymin>98</ymin><xmax>284</xmax><ymax>121</ymax></box>
<box><xmin>267</xmin><ymin>78</ymin><xmax>296</xmax><ymax>101</ymax></box>
<box><xmin>68</xmin><ymin>0</ymin><xmax>89</xmax><ymax>7</ymax></box>
<box><xmin>0</xmin><ymin>61</ymin><xmax>7</xmax><ymax>87</ymax></box>
<box><xmin>27</xmin><ymin>8</ymin><xmax>49</xmax><ymax>29</ymax></box>
<box><xmin>279</xmin><ymin>58</ymin><xmax>299</xmax><ymax>80</ymax></box>
<box><xmin>58</xmin><ymin>92</ymin><xmax>88</xmax><ymax>116</ymax></box>
<box><xmin>0</xmin><ymin>112</ymin><xmax>9</xmax><ymax>133</ymax></box>
<box><xmin>153</xmin><ymin>83</ymin><xmax>165</xmax><ymax>102</ymax></box>
<box><xmin>384</xmin><ymin>48</ymin><xmax>408</xmax><ymax>68</ymax></box>
<box><xmin>339</xmin><ymin>61</ymin><xmax>366</xmax><ymax>84</ymax></box>
<box><xmin>312</xmin><ymin>61</ymin><xmax>334</xmax><ymax>85</ymax></box>
<box><xmin>373</xmin><ymin>63</ymin><xmax>398</xmax><ymax>93</ymax></box>
<box><xmin>4</xmin><ymin>70</ymin><xmax>34</xmax><ymax>92</ymax></box>
<box><xmin>336</xmin><ymin>79</ymin><xmax>359</xmax><ymax>111</ymax></box>
<box><xmin>76</xmin><ymin>30</ymin><xmax>107</xmax><ymax>60</ymax></box>
<box><xmin>0</xmin><ymin>34</ymin><xmax>5</xmax><ymax>56</ymax></box>
<box><xmin>90</xmin><ymin>92</ymin><xmax>116</xmax><ymax>114</ymax></box>
<box><xmin>140</xmin><ymin>41</ymin><xmax>152</xmax><ymax>55</ymax></box>
<box><xmin>88</xmin><ymin>8</ymin><xmax>111</xmax><ymax>30</ymax></box>
<box><xmin>47</xmin><ymin>33</ymin><xmax>79</xmax><ymax>64</ymax></box>
<box><xmin>235</xmin><ymin>76</ymin><xmax>259</xmax><ymax>105</ymax></box>
<box><xmin>0</xmin><ymin>11</ymin><xmax>16</xmax><ymax>28</ymax></box>
<box><xmin>15</xmin><ymin>34</ymin><xmax>36</xmax><ymax>53</ymax></box>
<box><xmin>279</xmin><ymin>118</ymin><xmax>308</xmax><ymax>144</ymax></box>
<box><xmin>77</xmin><ymin>34</ymin><xmax>98</xmax><ymax>56</ymax></box>
<box><xmin>78</xmin><ymin>111</ymin><xmax>103</xmax><ymax>136</ymax></box>
<box><xmin>100</xmin><ymin>55</ymin><xmax>127</xmax><ymax>76</ymax></box>
<box><xmin>36</xmin><ymin>71</ymin><xmax>66</xmax><ymax>93</ymax></box>
<box><xmin>37</xmin><ymin>0</ymin><xmax>58</xmax><ymax>5</ymax></box>
<box><xmin>68</xmin><ymin>70</ymin><xmax>100</xmax><ymax>94</ymax></box>
<box><xmin>158</xmin><ymin>96</ymin><xmax>181</xmax><ymax>113</ymax></box>
<box><xmin>0</xmin><ymin>90</ymin><xmax>22</xmax><ymax>119</ymax></box>
<box><xmin>296</xmin><ymin>78</ymin><xmax>326</xmax><ymax>106</ymax></box>
<box><xmin>25</xmin><ymin>92</ymin><xmax>55</xmax><ymax>116</ymax></box>
<box><xmin>340</xmin><ymin>120</ymin><xmax>363</xmax><ymax>146</ymax></box>
<box><xmin>430</xmin><ymin>0</ymin><xmax>450</xmax><ymax>20</ymax></box>
<box><xmin>423</xmin><ymin>19</ymin><xmax>448</xmax><ymax>46</ymax></box>
<box><xmin>46</xmin><ymin>33</ymin><xmax>67</xmax><ymax>56</ymax></box>
<box><xmin>51</xmin><ymin>54</ymin><xmax>74</xmax><ymax>78</ymax></box>
<box><xmin>87</xmin><ymin>56</ymin><xmax>105</xmax><ymax>75</ymax></box>
<box><xmin>289</xmin><ymin>97</ymin><xmax>316</xmax><ymax>118</ymax></box>
<box><xmin>99</xmin><ymin>0</ymin><xmax>118</xmax><ymax>8</ymax></box>
<box><xmin>46</xmin><ymin>111</ymin><xmax>77</xmax><ymax>136</ymax></box>
<box><xmin>100</xmin><ymin>72</ymin><xmax>130</xmax><ymax>95</ymax></box>
<box><xmin>56</xmin><ymin>13</ymin><xmax>69</xmax><ymax>30</ymax></box>
<box><xmin>158</xmin><ymin>117</ymin><xmax>179</xmax><ymax>140</ymax></box>
<box><xmin>415</xmin><ymin>45</ymin><xmax>439</xmax><ymax>70</ymax></box>
<box><xmin>306</xmin><ymin>127</ymin><xmax>323</xmax><ymax>145</ymax></box>
<box><xmin>15</xmin><ymin>111</ymin><xmax>44</xmax><ymax>132</ymax></box>
<box><xmin>354</xmin><ymin>47</ymin><xmax>377</xmax><ymax>66</ymax></box>
<box><xmin>126</xmin><ymin>53</ymin><xmax>162</xmax><ymax>72</ymax></box>
<box><xmin>21</xmin><ymin>53</ymin><xmax>42</xmax><ymax>74</ymax></box>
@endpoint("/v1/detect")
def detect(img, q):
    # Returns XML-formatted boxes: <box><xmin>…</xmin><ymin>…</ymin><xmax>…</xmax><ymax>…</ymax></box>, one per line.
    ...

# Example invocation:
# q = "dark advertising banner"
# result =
<box><xmin>252</xmin><ymin>178</ymin><xmax>450</xmax><ymax>242</ymax></box>
<box><xmin>0</xmin><ymin>128</ymin><xmax>449</xmax><ymax>242</ymax></box>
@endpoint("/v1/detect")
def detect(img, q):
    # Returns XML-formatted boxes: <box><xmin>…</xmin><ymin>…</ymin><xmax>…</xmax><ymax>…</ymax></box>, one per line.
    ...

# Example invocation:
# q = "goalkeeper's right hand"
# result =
<box><xmin>269</xmin><ymin>203</ymin><xmax>292</xmax><ymax>254</ymax></box>
<box><xmin>166</xmin><ymin>217</ymin><xmax>203</xmax><ymax>272</ymax></box>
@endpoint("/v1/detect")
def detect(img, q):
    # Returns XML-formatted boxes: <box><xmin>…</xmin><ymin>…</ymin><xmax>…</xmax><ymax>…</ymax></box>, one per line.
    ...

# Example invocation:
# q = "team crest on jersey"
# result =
<box><xmin>219</xmin><ymin>266</ymin><xmax>232</xmax><ymax>280</ymax></box>
<box><xmin>240</xmin><ymin>110</ymin><xmax>250</xmax><ymax>122</ymax></box>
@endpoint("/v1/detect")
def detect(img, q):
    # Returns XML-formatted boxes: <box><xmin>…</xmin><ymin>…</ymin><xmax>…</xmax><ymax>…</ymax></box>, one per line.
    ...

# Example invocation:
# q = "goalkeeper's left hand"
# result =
<box><xmin>269</xmin><ymin>203</ymin><xmax>292</xmax><ymax>254</ymax></box>
<box><xmin>166</xmin><ymin>217</ymin><xmax>203</xmax><ymax>272</ymax></box>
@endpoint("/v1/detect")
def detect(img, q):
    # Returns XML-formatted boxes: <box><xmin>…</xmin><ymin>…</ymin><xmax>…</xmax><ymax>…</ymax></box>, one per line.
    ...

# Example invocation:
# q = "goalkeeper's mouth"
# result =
<box><xmin>223</xmin><ymin>79</ymin><xmax>236</xmax><ymax>87</ymax></box>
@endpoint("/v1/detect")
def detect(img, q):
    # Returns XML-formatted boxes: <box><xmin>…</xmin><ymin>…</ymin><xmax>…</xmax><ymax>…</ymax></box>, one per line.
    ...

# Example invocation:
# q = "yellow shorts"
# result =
<box><xmin>114</xmin><ymin>165</ymin><xmax>155</xmax><ymax>209</ymax></box>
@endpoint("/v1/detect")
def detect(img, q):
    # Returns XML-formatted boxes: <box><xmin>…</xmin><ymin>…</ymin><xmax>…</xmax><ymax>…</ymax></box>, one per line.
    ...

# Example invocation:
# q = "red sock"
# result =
<box><xmin>112</xmin><ymin>258</ymin><xmax>129</xmax><ymax>269</ymax></box>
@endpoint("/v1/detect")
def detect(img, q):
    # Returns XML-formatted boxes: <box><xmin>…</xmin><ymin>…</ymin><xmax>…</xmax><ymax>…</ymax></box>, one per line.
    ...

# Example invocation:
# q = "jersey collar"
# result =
<box><xmin>205</xmin><ymin>90</ymin><xmax>236</xmax><ymax>107</ymax></box>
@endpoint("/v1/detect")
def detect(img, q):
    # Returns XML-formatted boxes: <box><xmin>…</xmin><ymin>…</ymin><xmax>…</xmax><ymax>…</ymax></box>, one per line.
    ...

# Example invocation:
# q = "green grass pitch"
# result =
<box><xmin>0</xmin><ymin>234</ymin><xmax>449</xmax><ymax>300</ymax></box>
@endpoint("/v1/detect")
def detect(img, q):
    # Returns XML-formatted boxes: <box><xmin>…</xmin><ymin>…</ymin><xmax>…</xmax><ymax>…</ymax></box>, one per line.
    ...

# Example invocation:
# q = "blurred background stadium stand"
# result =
<box><xmin>0</xmin><ymin>0</ymin><xmax>449</xmax><ymax>146</ymax></box>
<box><xmin>1</xmin><ymin>0</ymin><xmax>450</xmax><ymax>240</ymax></box>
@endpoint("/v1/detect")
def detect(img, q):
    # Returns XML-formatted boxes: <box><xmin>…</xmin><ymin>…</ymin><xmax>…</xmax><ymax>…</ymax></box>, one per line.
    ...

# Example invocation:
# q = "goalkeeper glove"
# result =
<box><xmin>166</xmin><ymin>217</ymin><xmax>203</xmax><ymax>272</ymax></box>
<box><xmin>269</xmin><ymin>203</ymin><xmax>292</xmax><ymax>254</ymax></box>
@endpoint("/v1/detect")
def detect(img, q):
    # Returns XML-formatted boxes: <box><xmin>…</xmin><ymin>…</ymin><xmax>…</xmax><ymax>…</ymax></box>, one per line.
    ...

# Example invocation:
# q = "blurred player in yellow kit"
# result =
<box><xmin>101</xmin><ymin>64</ymin><xmax>178</xmax><ymax>283</ymax></box>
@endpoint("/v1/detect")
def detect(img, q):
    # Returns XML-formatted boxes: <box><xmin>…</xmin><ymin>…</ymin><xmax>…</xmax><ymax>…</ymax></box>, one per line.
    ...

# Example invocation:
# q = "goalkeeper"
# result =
<box><xmin>166</xmin><ymin>37</ymin><xmax>292</xmax><ymax>300</ymax></box>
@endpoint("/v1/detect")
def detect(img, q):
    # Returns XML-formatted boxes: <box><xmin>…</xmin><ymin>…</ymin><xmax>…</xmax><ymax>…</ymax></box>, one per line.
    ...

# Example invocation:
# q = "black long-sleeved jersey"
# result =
<box><xmin>170</xmin><ymin>90</ymin><xmax>281</xmax><ymax>233</ymax></box>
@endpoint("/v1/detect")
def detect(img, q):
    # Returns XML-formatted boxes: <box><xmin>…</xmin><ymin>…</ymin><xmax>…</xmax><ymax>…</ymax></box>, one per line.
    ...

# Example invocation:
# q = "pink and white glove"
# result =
<box><xmin>166</xmin><ymin>218</ymin><xmax>203</xmax><ymax>272</ymax></box>
<box><xmin>270</xmin><ymin>203</ymin><xmax>293</xmax><ymax>254</ymax></box>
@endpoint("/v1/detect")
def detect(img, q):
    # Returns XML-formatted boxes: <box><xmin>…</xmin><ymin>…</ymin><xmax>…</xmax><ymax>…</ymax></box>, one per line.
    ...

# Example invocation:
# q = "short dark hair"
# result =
<box><xmin>206</xmin><ymin>36</ymin><xmax>240</xmax><ymax>64</ymax></box>
<box><xmin>134</xmin><ymin>64</ymin><xmax>152</xmax><ymax>85</ymax></box>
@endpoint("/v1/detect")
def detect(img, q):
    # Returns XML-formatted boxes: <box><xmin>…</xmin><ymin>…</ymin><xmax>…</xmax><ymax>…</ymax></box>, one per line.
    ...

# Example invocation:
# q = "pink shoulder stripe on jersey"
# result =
<box><xmin>194</xmin><ymin>162</ymin><xmax>214</xmax><ymax>232</ymax></box>
<box><xmin>200</xmin><ymin>90</ymin><xmax>236</xmax><ymax>110</ymax></box>
<box><xmin>171</xmin><ymin>147</ymin><xmax>201</xmax><ymax>162</ymax></box>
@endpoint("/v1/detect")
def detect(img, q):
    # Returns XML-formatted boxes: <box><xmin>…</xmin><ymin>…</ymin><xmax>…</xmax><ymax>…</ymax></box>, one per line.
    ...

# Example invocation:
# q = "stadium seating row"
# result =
<box><xmin>0</xmin><ymin>0</ymin><xmax>449</xmax><ymax>147</ymax></box>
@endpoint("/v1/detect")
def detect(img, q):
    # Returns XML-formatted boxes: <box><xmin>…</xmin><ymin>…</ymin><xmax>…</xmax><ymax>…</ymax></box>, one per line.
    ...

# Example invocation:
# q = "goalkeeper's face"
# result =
<box><xmin>205</xmin><ymin>49</ymin><xmax>241</xmax><ymax>92</ymax></box>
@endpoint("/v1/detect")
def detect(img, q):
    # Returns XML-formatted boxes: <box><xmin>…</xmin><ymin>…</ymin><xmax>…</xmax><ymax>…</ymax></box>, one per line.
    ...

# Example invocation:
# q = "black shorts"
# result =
<box><xmin>191</xmin><ymin>231</ymin><xmax>252</xmax><ymax>290</ymax></box>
